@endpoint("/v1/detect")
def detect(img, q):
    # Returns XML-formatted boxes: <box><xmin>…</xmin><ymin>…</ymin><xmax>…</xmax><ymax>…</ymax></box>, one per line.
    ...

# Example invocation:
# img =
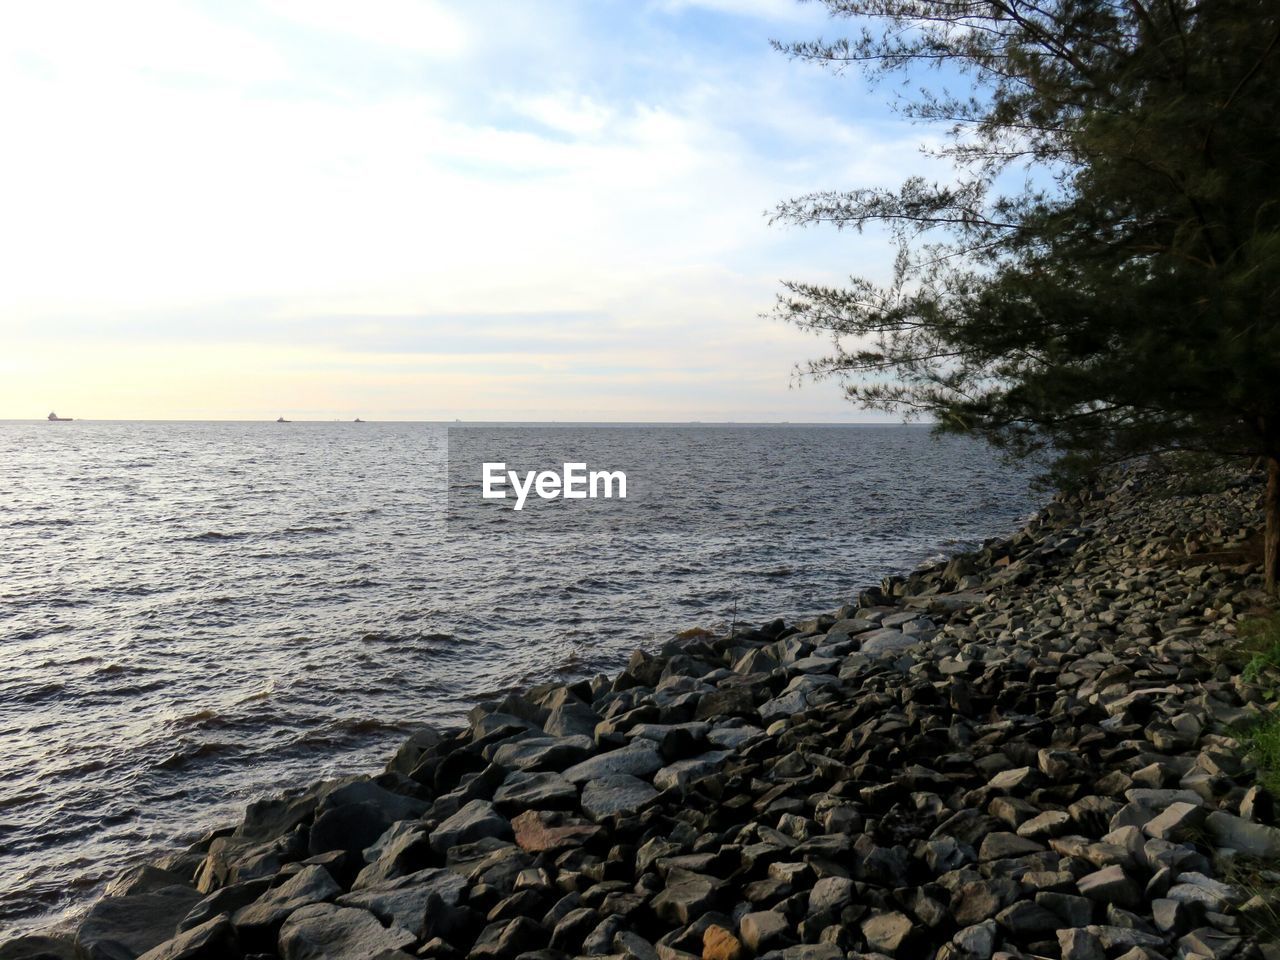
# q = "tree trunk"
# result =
<box><xmin>1267</xmin><ymin>456</ymin><xmax>1280</xmax><ymax>596</ymax></box>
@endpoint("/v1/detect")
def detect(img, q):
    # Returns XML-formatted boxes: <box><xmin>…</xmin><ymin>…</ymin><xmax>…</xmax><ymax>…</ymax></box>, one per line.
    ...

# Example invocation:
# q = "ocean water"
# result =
<box><xmin>0</xmin><ymin>421</ymin><xmax>1038</xmax><ymax>935</ymax></box>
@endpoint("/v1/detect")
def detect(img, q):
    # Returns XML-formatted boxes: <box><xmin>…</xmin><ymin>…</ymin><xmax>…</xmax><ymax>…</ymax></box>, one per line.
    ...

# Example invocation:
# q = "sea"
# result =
<box><xmin>0</xmin><ymin>420</ymin><xmax>1039</xmax><ymax>936</ymax></box>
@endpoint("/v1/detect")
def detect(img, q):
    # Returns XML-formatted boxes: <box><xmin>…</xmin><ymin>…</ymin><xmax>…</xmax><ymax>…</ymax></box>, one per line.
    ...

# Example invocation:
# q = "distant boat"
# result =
<box><xmin>276</xmin><ymin>416</ymin><xmax>290</xmax><ymax>423</ymax></box>
<box><xmin>47</xmin><ymin>411</ymin><xmax>73</xmax><ymax>421</ymax></box>
<box><xmin>353</xmin><ymin>417</ymin><xmax>363</xmax><ymax>423</ymax></box>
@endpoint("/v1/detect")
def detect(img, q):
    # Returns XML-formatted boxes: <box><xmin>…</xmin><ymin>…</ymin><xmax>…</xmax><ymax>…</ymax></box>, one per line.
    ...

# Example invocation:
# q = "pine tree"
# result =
<box><xmin>773</xmin><ymin>0</ymin><xmax>1280</xmax><ymax>589</ymax></box>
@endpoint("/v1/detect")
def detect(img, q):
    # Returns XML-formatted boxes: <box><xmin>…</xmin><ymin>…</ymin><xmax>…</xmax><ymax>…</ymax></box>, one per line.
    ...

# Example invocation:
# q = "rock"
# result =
<box><xmin>994</xmin><ymin>900</ymin><xmax>1060</xmax><ymax>936</ymax></box>
<box><xmin>562</xmin><ymin>740</ymin><xmax>664</xmax><ymax>784</ymax></box>
<box><xmin>178</xmin><ymin>877</ymin><xmax>274</xmax><ymax>933</ymax></box>
<box><xmin>1077</xmin><ymin>865</ymin><xmax>1141</xmax><ymax>908</ymax></box>
<box><xmin>1142</xmin><ymin>801</ymin><xmax>1204</xmax><ymax>841</ymax></box>
<box><xmin>806</xmin><ymin>876</ymin><xmax>853</xmax><ymax>915</ymax></box>
<box><xmin>951</xmin><ymin>921</ymin><xmax>997</xmax><ymax>960</ymax></box>
<box><xmin>978</xmin><ymin>832</ymin><xmax>1045</xmax><ymax>861</ymax></box>
<box><xmin>471</xmin><ymin>917</ymin><xmax>547</xmax><ymax>959</ymax></box>
<box><xmin>234</xmin><ymin>865</ymin><xmax>342</xmax><ymax>947</ymax></box>
<box><xmin>429</xmin><ymin>800</ymin><xmax>512</xmax><ymax>853</ymax></box>
<box><xmin>1057</xmin><ymin>928</ymin><xmax>1105</xmax><ymax>960</ymax></box>
<box><xmin>702</xmin><ymin>925</ymin><xmax>745</xmax><ymax>960</ymax></box>
<box><xmin>135</xmin><ymin>917</ymin><xmax>236</xmax><ymax>960</ymax></box>
<box><xmin>509</xmin><ymin>809</ymin><xmax>601</xmax><ymax>853</ymax></box>
<box><xmin>0</xmin><ymin>937</ymin><xmax>77</xmax><ymax>960</ymax></box>
<box><xmin>860</xmin><ymin>911</ymin><xmax>915</xmax><ymax>955</ymax></box>
<box><xmin>579</xmin><ymin>775</ymin><xmax>659</xmax><ymax>821</ymax></box>
<box><xmin>278</xmin><ymin>903</ymin><xmax>415</xmax><ymax>959</ymax></box>
<box><xmin>76</xmin><ymin>886</ymin><xmax>204</xmax><ymax>960</ymax></box>
<box><xmin>858</xmin><ymin>629</ymin><xmax>919</xmax><ymax>656</ymax></box>
<box><xmin>738</xmin><ymin>911</ymin><xmax>790</xmax><ymax>953</ymax></box>
<box><xmin>651</xmin><ymin>869</ymin><xmax>717</xmax><ymax>925</ymax></box>
<box><xmin>337</xmin><ymin>867</ymin><xmax>468</xmax><ymax>932</ymax></box>
<box><xmin>951</xmin><ymin>879</ymin><xmax>1019</xmax><ymax>925</ymax></box>
<box><xmin>490</xmin><ymin>736</ymin><xmax>595</xmax><ymax>772</ymax></box>
<box><xmin>652</xmin><ymin>751</ymin><xmax>732</xmax><ymax>792</ymax></box>
<box><xmin>614</xmin><ymin>931</ymin><xmax>660</xmax><ymax>960</ymax></box>
<box><xmin>1205</xmin><ymin>810</ymin><xmax>1280</xmax><ymax>857</ymax></box>
<box><xmin>492</xmin><ymin>771</ymin><xmax>577</xmax><ymax>811</ymax></box>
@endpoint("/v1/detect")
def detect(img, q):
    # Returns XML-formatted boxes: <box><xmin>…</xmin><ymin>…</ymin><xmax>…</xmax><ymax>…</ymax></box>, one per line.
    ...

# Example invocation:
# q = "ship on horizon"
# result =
<box><xmin>47</xmin><ymin>411</ymin><xmax>72</xmax><ymax>421</ymax></box>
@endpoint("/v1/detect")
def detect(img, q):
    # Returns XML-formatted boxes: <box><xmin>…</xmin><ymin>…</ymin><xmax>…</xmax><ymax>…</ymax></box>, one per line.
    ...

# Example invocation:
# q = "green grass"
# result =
<box><xmin>1229</xmin><ymin>614</ymin><xmax>1280</xmax><ymax>799</ymax></box>
<box><xmin>1240</xmin><ymin>613</ymin><xmax>1280</xmax><ymax>684</ymax></box>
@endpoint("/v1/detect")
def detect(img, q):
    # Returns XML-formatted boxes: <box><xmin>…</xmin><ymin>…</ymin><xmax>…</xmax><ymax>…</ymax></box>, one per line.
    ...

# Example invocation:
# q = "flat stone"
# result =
<box><xmin>738</xmin><ymin>911</ymin><xmax>789</xmax><ymax>952</ymax></box>
<box><xmin>979</xmin><ymin>832</ymin><xmax>1045</xmax><ymax>861</ymax></box>
<box><xmin>860</xmin><ymin>911</ymin><xmax>914</xmax><ymax>955</ymax></box>
<box><xmin>1057</xmin><ymin>928</ymin><xmax>1105</xmax><ymax>960</ymax></box>
<box><xmin>76</xmin><ymin>886</ymin><xmax>204</xmax><ymax>960</ymax></box>
<box><xmin>1017</xmin><ymin>810</ymin><xmax>1071</xmax><ymax>840</ymax></box>
<box><xmin>509</xmin><ymin>809</ymin><xmax>601</xmax><ymax>853</ymax></box>
<box><xmin>651</xmin><ymin>869</ymin><xmax>717</xmax><ymax>925</ymax></box>
<box><xmin>136</xmin><ymin>917</ymin><xmax>237</xmax><ymax>960</ymax></box>
<box><xmin>490</xmin><ymin>735</ymin><xmax>595</xmax><ymax>772</ymax></box>
<box><xmin>336</xmin><ymin>867</ymin><xmax>467</xmax><ymax>932</ymax></box>
<box><xmin>562</xmin><ymin>739</ymin><xmax>663</xmax><ymax>784</ymax></box>
<box><xmin>233</xmin><ymin>865</ymin><xmax>341</xmax><ymax>939</ymax></box>
<box><xmin>492</xmin><ymin>771</ymin><xmax>577</xmax><ymax>811</ymax></box>
<box><xmin>580</xmin><ymin>774</ymin><xmax>659</xmax><ymax>821</ymax></box>
<box><xmin>1205</xmin><ymin>810</ymin><xmax>1280</xmax><ymax>857</ymax></box>
<box><xmin>858</xmin><ymin>628</ymin><xmax>919</xmax><ymax>656</ymax></box>
<box><xmin>653</xmin><ymin>751</ymin><xmax>733</xmax><ymax>792</ymax></box>
<box><xmin>1077</xmin><ymin>865</ymin><xmax>1141</xmax><ymax>908</ymax></box>
<box><xmin>702</xmin><ymin>925</ymin><xmax>745</xmax><ymax>960</ymax></box>
<box><xmin>278</xmin><ymin>903</ymin><xmax>415</xmax><ymax>960</ymax></box>
<box><xmin>429</xmin><ymin>799</ymin><xmax>512</xmax><ymax>853</ymax></box>
<box><xmin>1142</xmin><ymin>801</ymin><xmax>1204</xmax><ymax>841</ymax></box>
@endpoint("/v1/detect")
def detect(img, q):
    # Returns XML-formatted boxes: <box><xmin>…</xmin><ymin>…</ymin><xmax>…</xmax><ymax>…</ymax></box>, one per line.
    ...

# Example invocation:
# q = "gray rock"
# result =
<box><xmin>652</xmin><ymin>751</ymin><xmax>732</xmax><ymax>792</ymax></box>
<box><xmin>428</xmin><ymin>799</ymin><xmax>512</xmax><ymax>853</ymax></box>
<box><xmin>562</xmin><ymin>740</ymin><xmax>663</xmax><ymax>784</ymax></box>
<box><xmin>76</xmin><ymin>886</ymin><xmax>204</xmax><ymax>960</ymax></box>
<box><xmin>337</xmin><ymin>867</ymin><xmax>467</xmax><ymax>932</ymax></box>
<box><xmin>860</xmin><ymin>911</ymin><xmax>914</xmax><ymax>955</ymax></box>
<box><xmin>951</xmin><ymin>921</ymin><xmax>997</xmax><ymax>960</ymax></box>
<box><xmin>490</xmin><ymin>735</ymin><xmax>595</xmax><ymax>771</ymax></box>
<box><xmin>233</xmin><ymin>865</ymin><xmax>342</xmax><ymax>942</ymax></box>
<box><xmin>858</xmin><ymin>628</ymin><xmax>919</xmax><ymax>656</ymax></box>
<box><xmin>978</xmin><ymin>832</ymin><xmax>1045</xmax><ymax>861</ymax></box>
<box><xmin>492</xmin><ymin>771</ymin><xmax>577</xmax><ymax>811</ymax></box>
<box><xmin>1057</xmin><ymin>928</ymin><xmax>1105</xmax><ymax>960</ymax></box>
<box><xmin>135</xmin><ymin>917</ymin><xmax>236</xmax><ymax>960</ymax></box>
<box><xmin>579</xmin><ymin>775</ymin><xmax>659</xmax><ymax>821</ymax></box>
<box><xmin>277</xmin><ymin>903</ymin><xmax>415</xmax><ymax>959</ymax></box>
<box><xmin>738</xmin><ymin>910</ymin><xmax>790</xmax><ymax>952</ymax></box>
<box><xmin>1142</xmin><ymin>800</ymin><xmax>1204</xmax><ymax>841</ymax></box>
<box><xmin>650</xmin><ymin>868</ymin><xmax>717</xmax><ymax>925</ymax></box>
<box><xmin>806</xmin><ymin>876</ymin><xmax>853</xmax><ymax>915</ymax></box>
<box><xmin>1077</xmin><ymin>865</ymin><xmax>1141</xmax><ymax>908</ymax></box>
<box><xmin>1205</xmin><ymin>810</ymin><xmax>1280</xmax><ymax>857</ymax></box>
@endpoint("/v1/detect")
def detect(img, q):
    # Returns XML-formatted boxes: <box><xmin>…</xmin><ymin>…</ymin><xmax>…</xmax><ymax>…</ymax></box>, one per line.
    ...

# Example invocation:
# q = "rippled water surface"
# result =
<box><xmin>0</xmin><ymin>421</ymin><xmax>1038</xmax><ymax>934</ymax></box>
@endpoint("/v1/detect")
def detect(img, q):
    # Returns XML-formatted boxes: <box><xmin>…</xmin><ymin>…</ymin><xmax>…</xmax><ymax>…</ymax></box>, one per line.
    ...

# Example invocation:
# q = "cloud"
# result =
<box><xmin>0</xmin><ymin>0</ymin><xmax>938</xmax><ymax>420</ymax></box>
<box><xmin>651</xmin><ymin>0</ymin><xmax>827</xmax><ymax>22</ymax></box>
<box><xmin>263</xmin><ymin>0</ymin><xmax>468</xmax><ymax>57</ymax></box>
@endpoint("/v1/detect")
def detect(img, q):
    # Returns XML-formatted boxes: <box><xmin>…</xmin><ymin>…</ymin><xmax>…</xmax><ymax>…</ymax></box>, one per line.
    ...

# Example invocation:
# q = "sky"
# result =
<box><xmin>0</xmin><ymin>0</ymin><xmax>948</xmax><ymax>421</ymax></box>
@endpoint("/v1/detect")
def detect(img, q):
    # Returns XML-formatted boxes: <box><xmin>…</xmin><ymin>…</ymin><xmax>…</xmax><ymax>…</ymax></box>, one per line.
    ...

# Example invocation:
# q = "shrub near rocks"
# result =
<box><xmin>7</xmin><ymin>462</ymin><xmax>1279</xmax><ymax>960</ymax></box>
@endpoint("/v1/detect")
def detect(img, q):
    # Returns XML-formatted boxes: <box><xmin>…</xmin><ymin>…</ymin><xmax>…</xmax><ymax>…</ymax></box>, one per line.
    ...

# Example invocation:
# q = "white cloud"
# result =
<box><xmin>0</xmin><ymin>0</ymin><xmax>933</xmax><ymax>419</ymax></box>
<box><xmin>652</xmin><ymin>0</ymin><xmax>828</xmax><ymax>22</ymax></box>
<box><xmin>263</xmin><ymin>0</ymin><xmax>468</xmax><ymax>57</ymax></box>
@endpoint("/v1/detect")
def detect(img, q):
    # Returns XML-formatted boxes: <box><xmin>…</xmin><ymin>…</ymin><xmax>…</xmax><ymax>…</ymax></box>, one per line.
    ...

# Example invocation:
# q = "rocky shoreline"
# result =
<box><xmin>6</xmin><ymin>461</ymin><xmax>1280</xmax><ymax>960</ymax></box>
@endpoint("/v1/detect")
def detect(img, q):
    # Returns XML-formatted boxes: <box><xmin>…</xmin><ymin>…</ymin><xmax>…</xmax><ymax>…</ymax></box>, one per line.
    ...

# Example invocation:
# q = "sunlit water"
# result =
<box><xmin>0</xmin><ymin>421</ymin><xmax>1038</xmax><ymax>935</ymax></box>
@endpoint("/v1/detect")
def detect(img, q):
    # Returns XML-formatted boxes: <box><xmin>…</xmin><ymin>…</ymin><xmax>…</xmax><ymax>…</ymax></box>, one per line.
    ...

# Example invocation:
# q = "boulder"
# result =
<box><xmin>277</xmin><ymin>903</ymin><xmax>415</xmax><ymax>960</ymax></box>
<box><xmin>76</xmin><ymin>886</ymin><xmax>204</xmax><ymax>960</ymax></box>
